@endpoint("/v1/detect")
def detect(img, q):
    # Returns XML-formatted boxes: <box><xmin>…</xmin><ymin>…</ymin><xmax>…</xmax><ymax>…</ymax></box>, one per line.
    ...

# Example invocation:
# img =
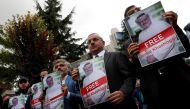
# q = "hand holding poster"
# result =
<box><xmin>123</xmin><ymin>1</ymin><xmax>186</xmax><ymax>67</ymax></box>
<box><xmin>78</xmin><ymin>56</ymin><xmax>110</xmax><ymax>107</ymax></box>
<box><xmin>31</xmin><ymin>82</ymin><xmax>43</xmax><ymax>109</ymax></box>
<box><xmin>43</xmin><ymin>72</ymin><xmax>64</xmax><ymax>109</ymax></box>
<box><xmin>9</xmin><ymin>95</ymin><xmax>25</xmax><ymax>109</ymax></box>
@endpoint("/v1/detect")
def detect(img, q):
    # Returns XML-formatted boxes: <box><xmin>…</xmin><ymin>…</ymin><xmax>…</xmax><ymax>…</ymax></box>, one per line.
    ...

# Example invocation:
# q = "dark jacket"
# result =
<box><xmin>64</xmin><ymin>75</ymin><xmax>83</xmax><ymax>109</ymax></box>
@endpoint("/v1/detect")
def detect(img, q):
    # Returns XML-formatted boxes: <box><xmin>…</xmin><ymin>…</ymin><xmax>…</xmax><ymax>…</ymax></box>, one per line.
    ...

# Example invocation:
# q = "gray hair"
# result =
<box><xmin>53</xmin><ymin>59</ymin><xmax>71</xmax><ymax>71</ymax></box>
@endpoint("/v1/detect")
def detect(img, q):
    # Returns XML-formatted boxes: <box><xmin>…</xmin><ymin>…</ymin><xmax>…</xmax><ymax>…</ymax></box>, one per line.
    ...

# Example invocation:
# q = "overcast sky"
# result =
<box><xmin>0</xmin><ymin>0</ymin><xmax>189</xmax><ymax>45</ymax></box>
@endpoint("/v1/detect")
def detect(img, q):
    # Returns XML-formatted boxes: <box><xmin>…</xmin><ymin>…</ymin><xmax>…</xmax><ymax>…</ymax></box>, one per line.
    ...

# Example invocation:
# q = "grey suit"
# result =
<box><xmin>90</xmin><ymin>51</ymin><xmax>137</xmax><ymax>109</ymax></box>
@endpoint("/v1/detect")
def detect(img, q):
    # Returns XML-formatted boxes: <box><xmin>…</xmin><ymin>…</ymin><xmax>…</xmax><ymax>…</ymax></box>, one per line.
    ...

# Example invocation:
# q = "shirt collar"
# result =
<box><xmin>62</xmin><ymin>75</ymin><xmax>68</xmax><ymax>84</ymax></box>
<box><xmin>93</xmin><ymin>50</ymin><xmax>105</xmax><ymax>58</ymax></box>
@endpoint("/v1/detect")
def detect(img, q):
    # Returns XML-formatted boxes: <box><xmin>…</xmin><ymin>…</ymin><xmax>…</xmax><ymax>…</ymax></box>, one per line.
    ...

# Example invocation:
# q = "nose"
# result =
<box><xmin>90</xmin><ymin>41</ymin><xmax>95</xmax><ymax>46</ymax></box>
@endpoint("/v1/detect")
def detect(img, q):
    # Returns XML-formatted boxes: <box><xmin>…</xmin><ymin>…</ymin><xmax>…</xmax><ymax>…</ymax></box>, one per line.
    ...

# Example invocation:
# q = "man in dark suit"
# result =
<box><xmin>73</xmin><ymin>33</ymin><xmax>137</xmax><ymax>109</ymax></box>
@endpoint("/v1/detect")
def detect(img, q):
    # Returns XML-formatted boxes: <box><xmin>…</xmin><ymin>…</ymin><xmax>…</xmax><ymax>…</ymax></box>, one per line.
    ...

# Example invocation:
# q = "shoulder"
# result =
<box><xmin>106</xmin><ymin>51</ymin><xmax>125</xmax><ymax>57</ymax></box>
<box><xmin>184</xmin><ymin>23</ymin><xmax>190</xmax><ymax>31</ymax></box>
<box><xmin>106</xmin><ymin>51</ymin><xmax>131</xmax><ymax>63</ymax></box>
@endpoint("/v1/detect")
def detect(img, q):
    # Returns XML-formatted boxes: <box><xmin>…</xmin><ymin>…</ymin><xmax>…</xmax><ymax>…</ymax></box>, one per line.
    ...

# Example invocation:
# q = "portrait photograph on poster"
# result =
<box><xmin>43</xmin><ymin>72</ymin><xmax>64</xmax><ymax>109</ymax></box>
<box><xmin>123</xmin><ymin>1</ymin><xmax>186</xmax><ymax>67</ymax></box>
<box><xmin>31</xmin><ymin>82</ymin><xmax>43</xmax><ymax>109</ymax></box>
<box><xmin>9</xmin><ymin>95</ymin><xmax>25</xmax><ymax>109</ymax></box>
<box><xmin>78</xmin><ymin>56</ymin><xmax>110</xmax><ymax>107</ymax></box>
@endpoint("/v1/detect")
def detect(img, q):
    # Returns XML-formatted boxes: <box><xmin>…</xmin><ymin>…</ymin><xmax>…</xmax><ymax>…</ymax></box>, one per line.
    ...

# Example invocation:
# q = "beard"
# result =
<box><xmin>56</xmin><ymin>70</ymin><xmax>67</xmax><ymax>76</ymax></box>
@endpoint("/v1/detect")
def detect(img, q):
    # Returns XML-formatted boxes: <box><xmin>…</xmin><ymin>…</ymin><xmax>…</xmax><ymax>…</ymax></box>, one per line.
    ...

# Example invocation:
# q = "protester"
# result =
<box><xmin>40</xmin><ymin>69</ymin><xmax>49</xmax><ymax>81</ymax></box>
<box><xmin>72</xmin><ymin>33</ymin><xmax>137</xmax><ymax>109</ymax></box>
<box><xmin>125</xmin><ymin>5</ymin><xmax>190</xmax><ymax>109</ymax></box>
<box><xmin>53</xmin><ymin>59</ymin><xmax>83</xmax><ymax>109</ymax></box>
<box><xmin>2</xmin><ymin>76</ymin><xmax>30</xmax><ymax>109</ymax></box>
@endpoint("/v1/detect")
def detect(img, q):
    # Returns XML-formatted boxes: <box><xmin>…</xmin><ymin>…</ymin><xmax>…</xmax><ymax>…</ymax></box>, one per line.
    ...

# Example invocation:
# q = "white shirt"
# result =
<box><xmin>93</xmin><ymin>50</ymin><xmax>105</xmax><ymax>59</ymax></box>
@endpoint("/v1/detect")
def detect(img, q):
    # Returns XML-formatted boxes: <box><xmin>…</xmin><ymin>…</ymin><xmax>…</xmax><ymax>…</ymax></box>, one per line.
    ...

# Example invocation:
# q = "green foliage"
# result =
<box><xmin>36</xmin><ymin>0</ymin><xmax>86</xmax><ymax>62</ymax></box>
<box><xmin>0</xmin><ymin>12</ymin><xmax>57</xmax><ymax>84</ymax></box>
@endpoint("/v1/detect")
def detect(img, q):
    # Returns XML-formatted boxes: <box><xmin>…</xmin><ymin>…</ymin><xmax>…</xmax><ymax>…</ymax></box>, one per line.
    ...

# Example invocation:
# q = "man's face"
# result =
<box><xmin>136</xmin><ymin>14</ymin><xmax>152</xmax><ymax>29</ymax></box>
<box><xmin>83</xmin><ymin>63</ymin><xmax>93</xmax><ymax>76</ymax></box>
<box><xmin>12</xmin><ymin>98</ymin><xmax>18</xmax><ymax>106</ymax></box>
<box><xmin>54</xmin><ymin>62</ymin><xmax>68</xmax><ymax>75</ymax></box>
<box><xmin>40</xmin><ymin>71</ymin><xmax>48</xmax><ymax>80</ymax></box>
<box><xmin>46</xmin><ymin>77</ymin><xmax>53</xmax><ymax>88</ymax></box>
<box><xmin>18</xmin><ymin>80</ymin><xmax>30</xmax><ymax>90</ymax></box>
<box><xmin>87</xmin><ymin>33</ymin><xmax>105</xmax><ymax>55</ymax></box>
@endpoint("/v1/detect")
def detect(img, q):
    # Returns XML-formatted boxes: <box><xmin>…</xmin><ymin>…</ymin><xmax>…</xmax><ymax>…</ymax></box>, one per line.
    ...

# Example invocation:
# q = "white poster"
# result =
<box><xmin>9</xmin><ymin>95</ymin><xmax>25</xmax><ymax>109</ymax></box>
<box><xmin>43</xmin><ymin>72</ymin><xmax>64</xmax><ymax>109</ymax></box>
<box><xmin>123</xmin><ymin>1</ymin><xmax>186</xmax><ymax>67</ymax></box>
<box><xmin>78</xmin><ymin>56</ymin><xmax>110</xmax><ymax>107</ymax></box>
<box><xmin>31</xmin><ymin>82</ymin><xmax>43</xmax><ymax>109</ymax></box>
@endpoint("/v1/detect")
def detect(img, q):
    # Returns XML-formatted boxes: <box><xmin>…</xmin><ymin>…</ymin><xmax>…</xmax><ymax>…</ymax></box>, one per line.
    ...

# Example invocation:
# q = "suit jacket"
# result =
<box><xmin>90</xmin><ymin>51</ymin><xmax>137</xmax><ymax>109</ymax></box>
<box><xmin>64</xmin><ymin>75</ymin><xmax>83</xmax><ymax>109</ymax></box>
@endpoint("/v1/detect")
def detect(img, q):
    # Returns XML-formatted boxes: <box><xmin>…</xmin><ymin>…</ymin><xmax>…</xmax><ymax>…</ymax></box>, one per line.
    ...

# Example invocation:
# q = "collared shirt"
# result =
<box><xmin>93</xmin><ymin>50</ymin><xmax>105</xmax><ymax>58</ymax></box>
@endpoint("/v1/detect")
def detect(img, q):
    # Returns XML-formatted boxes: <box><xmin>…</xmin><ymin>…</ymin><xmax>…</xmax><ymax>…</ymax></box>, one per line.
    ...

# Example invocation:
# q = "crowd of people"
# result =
<box><xmin>0</xmin><ymin>3</ymin><xmax>190</xmax><ymax>109</ymax></box>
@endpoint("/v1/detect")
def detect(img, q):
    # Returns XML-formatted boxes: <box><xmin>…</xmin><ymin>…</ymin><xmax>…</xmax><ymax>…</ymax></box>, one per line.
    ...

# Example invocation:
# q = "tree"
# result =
<box><xmin>0</xmin><ymin>12</ymin><xmax>57</xmax><ymax>84</ymax></box>
<box><xmin>36</xmin><ymin>0</ymin><xmax>86</xmax><ymax>62</ymax></box>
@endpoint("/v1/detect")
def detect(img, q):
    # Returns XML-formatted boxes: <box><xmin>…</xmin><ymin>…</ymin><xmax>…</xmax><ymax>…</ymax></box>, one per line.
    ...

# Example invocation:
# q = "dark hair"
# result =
<box><xmin>124</xmin><ymin>5</ymin><xmax>136</xmax><ymax>18</ymax></box>
<box><xmin>41</xmin><ymin>68</ymin><xmax>48</xmax><ymax>72</ymax></box>
<box><xmin>83</xmin><ymin>62</ymin><xmax>92</xmax><ymax>70</ymax></box>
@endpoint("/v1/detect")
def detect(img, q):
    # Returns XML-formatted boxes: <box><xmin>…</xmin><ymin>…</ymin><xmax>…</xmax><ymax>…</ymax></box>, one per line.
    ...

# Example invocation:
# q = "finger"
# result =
<box><xmin>131</xmin><ymin>49</ymin><xmax>139</xmax><ymax>56</ymax></box>
<box><xmin>107</xmin><ymin>92</ymin><xmax>119</xmax><ymax>101</ymax></box>
<box><xmin>128</xmin><ymin>45</ymin><xmax>139</xmax><ymax>54</ymax></box>
<box><xmin>71</xmin><ymin>71</ymin><xmax>78</xmax><ymax>76</ymax></box>
<box><xmin>163</xmin><ymin>11</ymin><xmax>177</xmax><ymax>20</ymax></box>
<box><xmin>128</xmin><ymin>43</ymin><xmax>138</xmax><ymax>48</ymax></box>
<box><xmin>72</xmin><ymin>73</ymin><xmax>77</xmax><ymax>76</ymax></box>
<box><xmin>110</xmin><ymin>97</ymin><xmax>122</xmax><ymax>105</ymax></box>
<box><xmin>128</xmin><ymin>47</ymin><xmax>139</xmax><ymax>57</ymax></box>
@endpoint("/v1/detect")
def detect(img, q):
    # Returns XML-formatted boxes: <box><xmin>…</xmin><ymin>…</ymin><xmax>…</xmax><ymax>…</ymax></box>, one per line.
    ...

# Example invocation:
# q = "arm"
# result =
<box><xmin>66</xmin><ymin>81</ymin><xmax>83</xmax><ymax>104</ymax></box>
<box><xmin>174</xmin><ymin>25</ymin><xmax>190</xmax><ymax>57</ymax></box>
<box><xmin>116</xmin><ymin>52</ymin><xmax>136</xmax><ymax>96</ymax></box>
<box><xmin>163</xmin><ymin>11</ymin><xmax>190</xmax><ymax>57</ymax></box>
<box><xmin>107</xmin><ymin>52</ymin><xmax>136</xmax><ymax>105</ymax></box>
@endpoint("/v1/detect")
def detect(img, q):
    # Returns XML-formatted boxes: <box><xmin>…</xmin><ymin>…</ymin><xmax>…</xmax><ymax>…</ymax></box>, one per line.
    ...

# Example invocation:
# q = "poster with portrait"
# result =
<box><xmin>31</xmin><ymin>82</ymin><xmax>43</xmax><ymax>109</ymax></box>
<box><xmin>9</xmin><ymin>95</ymin><xmax>25</xmax><ymax>109</ymax></box>
<box><xmin>78</xmin><ymin>56</ymin><xmax>110</xmax><ymax>107</ymax></box>
<box><xmin>42</xmin><ymin>72</ymin><xmax>64</xmax><ymax>109</ymax></box>
<box><xmin>123</xmin><ymin>1</ymin><xmax>186</xmax><ymax>67</ymax></box>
